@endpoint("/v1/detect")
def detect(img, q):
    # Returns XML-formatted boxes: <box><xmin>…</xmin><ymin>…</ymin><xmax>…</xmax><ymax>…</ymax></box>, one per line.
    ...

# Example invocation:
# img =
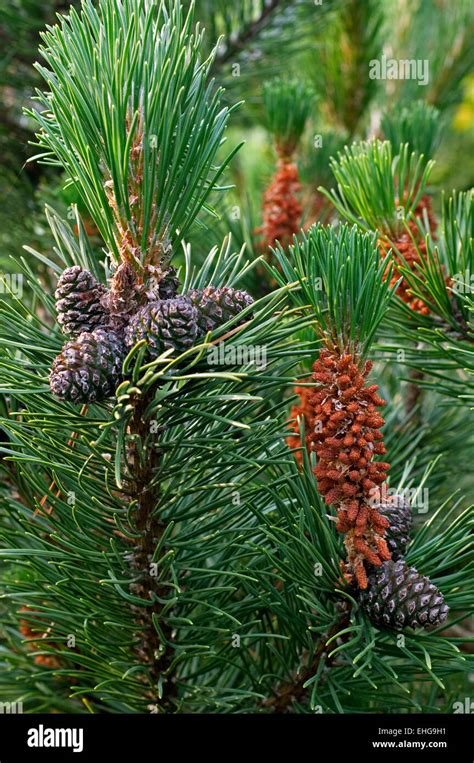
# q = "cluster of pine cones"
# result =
<box><xmin>359</xmin><ymin>495</ymin><xmax>449</xmax><ymax>631</ymax></box>
<box><xmin>50</xmin><ymin>262</ymin><xmax>253</xmax><ymax>404</ymax></box>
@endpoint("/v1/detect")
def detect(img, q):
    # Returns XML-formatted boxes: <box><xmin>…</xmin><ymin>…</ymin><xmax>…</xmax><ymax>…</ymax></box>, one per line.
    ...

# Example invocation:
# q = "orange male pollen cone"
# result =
<box><xmin>288</xmin><ymin>347</ymin><xmax>391</xmax><ymax>588</ymax></box>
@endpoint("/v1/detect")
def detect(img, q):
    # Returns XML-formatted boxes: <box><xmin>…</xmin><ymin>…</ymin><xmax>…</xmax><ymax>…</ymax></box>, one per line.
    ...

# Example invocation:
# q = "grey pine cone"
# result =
<box><xmin>377</xmin><ymin>494</ymin><xmax>412</xmax><ymax>560</ymax></box>
<box><xmin>55</xmin><ymin>266</ymin><xmax>108</xmax><ymax>337</ymax></box>
<box><xmin>360</xmin><ymin>559</ymin><xmax>449</xmax><ymax>632</ymax></box>
<box><xmin>125</xmin><ymin>297</ymin><xmax>199</xmax><ymax>357</ymax></box>
<box><xmin>50</xmin><ymin>328</ymin><xmax>125</xmax><ymax>404</ymax></box>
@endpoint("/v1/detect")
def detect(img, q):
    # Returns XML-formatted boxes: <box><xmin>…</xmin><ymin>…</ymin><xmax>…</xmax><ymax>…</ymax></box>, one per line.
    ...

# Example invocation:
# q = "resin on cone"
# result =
<box><xmin>156</xmin><ymin>267</ymin><xmax>180</xmax><ymax>300</ymax></box>
<box><xmin>143</xmin><ymin>264</ymin><xmax>180</xmax><ymax>301</ymax></box>
<box><xmin>104</xmin><ymin>261</ymin><xmax>142</xmax><ymax>329</ymax></box>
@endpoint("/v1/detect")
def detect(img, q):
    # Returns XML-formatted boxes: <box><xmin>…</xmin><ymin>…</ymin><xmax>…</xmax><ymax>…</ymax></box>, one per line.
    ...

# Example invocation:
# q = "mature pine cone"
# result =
<box><xmin>360</xmin><ymin>559</ymin><xmax>449</xmax><ymax>631</ymax></box>
<box><xmin>188</xmin><ymin>286</ymin><xmax>254</xmax><ymax>334</ymax></box>
<box><xmin>377</xmin><ymin>494</ymin><xmax>412</xmax><ymax>560</ymax></box>
<box><xmin>125</xmin><ymin>297</ymin><xmax>199</xmax><ymax>357</ymax></box>
<box><xmin>55</xmin><ymin>266</ymin><xmax>108</xmax><ymax>336</ymax></box>
<box><xmin>50</xmin><ymin>328</ymin><xmax>125</xmax><ymax>403</ymax></box>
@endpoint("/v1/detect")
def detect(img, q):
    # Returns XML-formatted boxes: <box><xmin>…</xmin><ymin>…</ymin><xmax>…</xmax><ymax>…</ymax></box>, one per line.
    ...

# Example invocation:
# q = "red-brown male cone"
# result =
<box><xmin>380</xmin><ymin>193</ymin><xmax>438</xmax><ymax>316</ymax></box>
<box><xmin>288</xmin><ymin>347</ymin><xmax>391</xmax><ymax>588</ymax></box>
<box><xmin>260</xmin><ymin>156</ymin><xmax>302</xmax><ymax>249</ymax></box>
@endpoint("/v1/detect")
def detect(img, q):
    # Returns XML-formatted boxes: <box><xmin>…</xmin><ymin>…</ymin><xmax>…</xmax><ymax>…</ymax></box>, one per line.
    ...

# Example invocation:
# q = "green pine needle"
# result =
<box><xmin>27</xmin><ymin>0</ymin><xmax>240</xmax><ymax>266</ymax></box>
<box><xmin>381</xmin><ymin>101</ymin><xmax>442</xmax><ymax>164</ymax></box>
<box><xmin>262</xmin><ymin>77</ymin><xmax>315</xmax><ymax>155</ymax></box>
<box><xmin>320</xmin><ymin>140</ymin><xmax>435</xmax><ymax>239</ymax></box>
<box><xmin>271</xmin><ymin>223</ymin><xmax>397</xmax><ymax>356</ymax></box>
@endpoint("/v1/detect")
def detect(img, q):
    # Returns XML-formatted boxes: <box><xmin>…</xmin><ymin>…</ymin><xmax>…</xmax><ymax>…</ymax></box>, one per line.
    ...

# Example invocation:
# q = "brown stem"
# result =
<box><xmin>125</xmin><ymin>393</ymin><xmax>176</xmax><ymax>708</ymax></box>
<box><xmin>405</xmin><ymin>368</ymin><xmax>424</xmax><ymax>420</ymax></box>
<box><xmin>212</xmin><ymin>0</ymin><xmax>281</xmax><ymax>69</ymax></box>
<box><xmin>261</xmin><ymin>605</ymin><xmax>351</xmax><ymax>713</ymax></box>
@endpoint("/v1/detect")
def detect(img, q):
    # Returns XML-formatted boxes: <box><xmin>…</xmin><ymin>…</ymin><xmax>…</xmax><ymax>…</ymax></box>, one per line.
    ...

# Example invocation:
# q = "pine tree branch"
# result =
<box><xmin>126</xmin><ymin>392</ymin><xmax>176</xmax><ymax>708</ymax></box>
<box><xmin>36</xmin><ymin>404</ymin><xmax>88</xmax><ymax>516</ymax></box>
<box><xmin>261</xmin><ymin>604</ymin><xmax>351</xmax><ymax>713</ymax></box>
<box><xmin>404</xmin><ymin>367</ymin><xmax>424</xmax><ymax>421</ymax></box>
<box><xmin>29</xmin><ymin>1</ymin><xmax>238</xmax><ymax>261</ymax></box>
<box><xmin>212</xmin><ymin>0</ymin><xmax>282</xmax><ymax>68</ymax></box>
<box><xmin>449</xmin><ymin>302</ymin><xmax>474</xmax><ymax>344</ymax></box>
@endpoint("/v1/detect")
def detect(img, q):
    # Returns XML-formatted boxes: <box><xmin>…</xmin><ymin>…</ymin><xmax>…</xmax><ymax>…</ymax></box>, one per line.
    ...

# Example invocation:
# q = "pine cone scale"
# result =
<box><xmin>376</xmin><ymin>494</ymin><xmax>412</xmax><ymax>560</ymax></box>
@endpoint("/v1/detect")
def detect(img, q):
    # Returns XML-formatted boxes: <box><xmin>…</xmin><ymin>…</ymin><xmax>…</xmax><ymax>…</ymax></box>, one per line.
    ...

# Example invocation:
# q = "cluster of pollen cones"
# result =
<box><xmin>260</xmin><ymin>153</ymin><xmax>302</xmax><ymax>248</ymax></box>
<box><xmin>380</xmin><ymin>194</ymin><xmax>438</xmax><ymax>316</ymax></box>
<box><xmin>288</xmin><ymin>347</ymin><xmax>392</xmax><ymax>588</ymax></box>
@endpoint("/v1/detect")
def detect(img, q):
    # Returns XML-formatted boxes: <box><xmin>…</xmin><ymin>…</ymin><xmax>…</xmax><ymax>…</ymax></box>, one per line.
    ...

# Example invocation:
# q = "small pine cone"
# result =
<box><xmin>188</xmin><ymin>286</ymin><xmax>254</xmax><ymax>334</ymax></box>
<box><xmin>377</xmin><ymin>494</ymin><xmax>412</xmax><ymax>560</ymax></box>
<box><xmin>125</xmin><ymin>297</ymin><xmax>199</xmax><ymax>357</ymax></box>
<box><xmin>50</xmin><ymin>328</ymin><xmax>125</xmax><ymax>404</ymax></box>
<box><xmin>360</xmin><ymin>559</ymin><xmax>449</xmax><ymax>631</ymax></box>
<box><xmin>55</xmin><ymin>266</ymin><xmax>108</xmax><ymax>336</ymax></box>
